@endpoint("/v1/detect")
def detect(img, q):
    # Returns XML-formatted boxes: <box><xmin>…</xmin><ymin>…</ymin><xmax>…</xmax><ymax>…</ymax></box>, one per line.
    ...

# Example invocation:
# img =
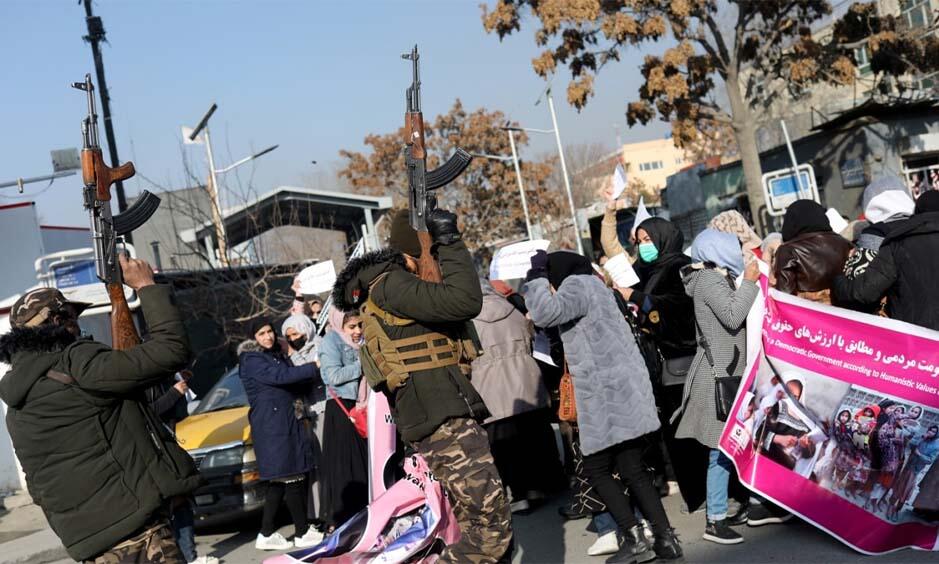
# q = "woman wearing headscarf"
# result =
<box><xmin>318</xmin><ymin>307</ymin><xmax>369</xmax><ymax>531</ymax></box>
<box><xmin>674</xmin><ymin>230</ymin><xmax>760</xmax><ymax>545</ymax></box>
<box><xmin>281</xmin><ymin>314</ymin><xmax>327</xmax><ymax>527</ymax></box>
<box><xmin>525</xmin><ymin>250</ymin><xmax>682</xmax><ymax>563</ymax></box>
<box><xmin>238</xmin><ymin>318</ymin><xmax>323</xmax><ymax>551</ymax></box>
<box><xmin>708</xmin><ymin>210</ymin><xmax>762</xmax><ymax>261</ymax></box>
<box><xmin>840</xmin><ymin>177</ymin><xmax>916</xmax><ymax>314</ymax></box>
<box><xmin>472</xmin><ymin>279</ymin><xmax>563</xmax><ymax>513</ymax></box>
<box><xmin>833</xmin><ymin>188</ymin><xmax>939</xmax><ymax>330</ymax></box>
<box><xmin>773</xmin><ymin>200</ymin><xmax>853</xmax><ymax>303</ymax></box>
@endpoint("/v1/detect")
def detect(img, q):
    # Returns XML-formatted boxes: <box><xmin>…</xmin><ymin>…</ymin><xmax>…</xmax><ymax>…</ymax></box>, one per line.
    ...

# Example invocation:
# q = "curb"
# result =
<box><xmin>0</xmin><ymin>528</ymin><xmax>68</xmax><ymax>564</ymax></box>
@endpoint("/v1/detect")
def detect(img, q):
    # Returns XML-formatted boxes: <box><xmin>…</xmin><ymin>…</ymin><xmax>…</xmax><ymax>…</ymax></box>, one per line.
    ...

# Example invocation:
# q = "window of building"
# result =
<box><xmin>900</xmin><ymin>0</ymin><xmax>930</xmax><ymax>31</ymax></box>
<box><xmin>854</xmin><ymin>45</ymin><xmax>872</xmax><ymax>76</ymax></box>
<box><xmin>639</xmin><ymin>160</ymin><xmax>665</xmax><ymax>171</ymax></box>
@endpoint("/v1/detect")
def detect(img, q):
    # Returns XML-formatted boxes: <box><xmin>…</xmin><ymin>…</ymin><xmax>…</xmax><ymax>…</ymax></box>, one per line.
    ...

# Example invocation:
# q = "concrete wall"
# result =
<box><xmin>0</xmin><ymin>203</ymin><xmax>44</xmax><ymax>301</ymax></box>
<box><xmin>131</xmin><ymin>187</ymin><xmax>214</xmax><ymax>272</ymax></box>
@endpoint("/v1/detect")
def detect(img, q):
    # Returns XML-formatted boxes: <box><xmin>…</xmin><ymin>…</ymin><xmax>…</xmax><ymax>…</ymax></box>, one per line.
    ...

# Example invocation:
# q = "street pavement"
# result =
<box><xmin>180</xmin><ymin>494</ymin><xmax>939</xmax><ymax>564</ymax></box>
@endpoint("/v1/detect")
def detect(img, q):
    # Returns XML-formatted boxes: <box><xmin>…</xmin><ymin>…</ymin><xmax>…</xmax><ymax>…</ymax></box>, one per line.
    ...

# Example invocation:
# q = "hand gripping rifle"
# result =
<box><xmin>72</xmin><ymin>74</ymin><xmax>161</xmax><ymax>350</ymax></box>
<box><xmin>401</xmin><ymin>45</ymin><xmax>472</xmax><ymax>283</ymax></box>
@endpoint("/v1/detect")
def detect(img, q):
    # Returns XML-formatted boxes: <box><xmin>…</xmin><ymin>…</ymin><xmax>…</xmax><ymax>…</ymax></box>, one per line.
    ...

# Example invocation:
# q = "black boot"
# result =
<box><xmin>653</xmin><ymin>528</ymin><xmax>683</xmax><ymax>560</ymax></box>
<box><xmin>606</xmin><ymin>525</ymin><xmax>656</xmax><ymax>564</ymax></box>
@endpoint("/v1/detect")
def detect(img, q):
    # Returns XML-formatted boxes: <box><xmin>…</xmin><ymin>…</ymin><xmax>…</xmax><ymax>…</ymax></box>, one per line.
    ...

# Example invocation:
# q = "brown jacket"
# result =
<box><xmin>773</xmin><ymin>231</ymin><xmax>852</xmax><ymax>302</ymax></box>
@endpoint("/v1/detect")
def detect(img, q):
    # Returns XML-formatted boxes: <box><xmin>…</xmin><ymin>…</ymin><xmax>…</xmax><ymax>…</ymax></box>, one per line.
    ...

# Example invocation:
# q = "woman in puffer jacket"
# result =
<box><xmin>524</xmin><ymin>250</ymin><xmax>681</xmax><ymax>564</ymax></box>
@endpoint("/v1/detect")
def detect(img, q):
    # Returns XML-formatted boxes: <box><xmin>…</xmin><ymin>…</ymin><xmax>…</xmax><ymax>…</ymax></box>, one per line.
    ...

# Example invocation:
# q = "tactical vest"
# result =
<box><xmin>359</xmin><ymin>274</ymin><xmax>481</xmax><ymax>391</ymax></box>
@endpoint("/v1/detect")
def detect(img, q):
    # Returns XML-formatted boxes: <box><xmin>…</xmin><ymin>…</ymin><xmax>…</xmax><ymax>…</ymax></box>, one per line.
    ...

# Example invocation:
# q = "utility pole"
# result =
<box><xmin>82</xmin><ymin>0</ymin><xmax>128</xmax><ymax>215</ymax></box>
<box><xmin>544</xmin><ymin>88</ymin><xmax>583</xmax><ymax>255</ymax></box>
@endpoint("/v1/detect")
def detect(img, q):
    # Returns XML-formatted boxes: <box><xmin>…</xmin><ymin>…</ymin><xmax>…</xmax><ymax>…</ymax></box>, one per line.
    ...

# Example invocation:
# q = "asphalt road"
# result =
<box><xmin>189</xmin><ymin>494</ymin><xmax>939</xmax><ymax>564</ymax></box>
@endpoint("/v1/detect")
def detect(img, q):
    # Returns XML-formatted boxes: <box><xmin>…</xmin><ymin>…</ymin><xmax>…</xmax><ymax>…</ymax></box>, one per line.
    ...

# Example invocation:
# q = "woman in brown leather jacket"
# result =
<box><xmin>773</xmin><ymin>200</ymin><xmax>853</xmax><ymax>304</ymax></box>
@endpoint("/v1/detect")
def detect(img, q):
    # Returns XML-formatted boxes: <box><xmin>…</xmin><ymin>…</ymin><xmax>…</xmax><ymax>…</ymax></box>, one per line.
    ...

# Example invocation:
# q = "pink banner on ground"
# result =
<box><xmin>720</xmin><ymin>277</ymin><xmax>939</xmax><ymax>554</ymax></box>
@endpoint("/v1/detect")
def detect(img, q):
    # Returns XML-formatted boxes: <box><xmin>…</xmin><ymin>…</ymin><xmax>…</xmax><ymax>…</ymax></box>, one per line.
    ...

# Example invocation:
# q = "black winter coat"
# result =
<box><xmin>833</xmin><ymin>212</ymin><xmax>939</xmax><ymax>331</ymax></box>
<box><xmin>0</xmin><ymin>285</ymin><xmax>200</xmax><ymax>561</ymax></box>
<box><xmin>238</xmin><ymin>342</ymin><xmax>319</xmax><ymax>480</ymax></box>
<box><xmin>332</xmin><ymin>241</ymin><xmax>488</xmax><ymax>443</ymax></box>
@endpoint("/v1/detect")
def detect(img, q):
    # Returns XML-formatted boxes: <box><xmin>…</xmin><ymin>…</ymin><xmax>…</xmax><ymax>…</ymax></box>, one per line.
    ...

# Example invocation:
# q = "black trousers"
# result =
<box><xmin>261</xmin><ymin>479</ymin><xmax>309</xmax><ymax>538</ymax></box>
<box><xmin>582</xmin><ymin>434</ymin><xmax>672</xmax><ymax>536</ymax></box>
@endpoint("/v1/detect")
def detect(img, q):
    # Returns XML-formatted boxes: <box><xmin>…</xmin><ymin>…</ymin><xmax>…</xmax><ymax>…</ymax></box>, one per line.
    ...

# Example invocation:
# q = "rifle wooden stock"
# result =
<box><xmin>108</xmin><ymin>283</ymin><xmax>141</xmax><ymax>351</ymax></box>
<box><xmin>81</xmin><ymin>148</ymin><xmax>136</xmax><ymax>202</ymax></box>
<box><xmin>405</xmin><ymin>113</ymin><xmax>426</xmax><ymax>160</ymax></box>
<box><xmin>417</xmin><ymin>232</ymin><xmax>443</xmax><ymax>283</ymax></box>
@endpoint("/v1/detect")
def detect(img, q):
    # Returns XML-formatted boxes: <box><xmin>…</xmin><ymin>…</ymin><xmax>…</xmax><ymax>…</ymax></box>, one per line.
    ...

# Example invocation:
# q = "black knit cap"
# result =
<box><xmin>388</xmin><ymin>209</ymin><xmax>422</xmax><ymax>257</ymax></box>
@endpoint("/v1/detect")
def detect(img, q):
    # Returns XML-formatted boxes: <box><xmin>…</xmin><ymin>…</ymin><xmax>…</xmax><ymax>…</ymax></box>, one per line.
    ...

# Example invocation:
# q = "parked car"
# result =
<box><xmin>175</xmin><ymin>367</ymin><xmax>264</xmax><ymax>526</ymax></box>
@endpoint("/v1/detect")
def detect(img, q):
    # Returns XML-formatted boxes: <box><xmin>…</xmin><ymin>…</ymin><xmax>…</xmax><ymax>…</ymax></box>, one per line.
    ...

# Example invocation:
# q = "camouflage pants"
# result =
<box><xmin>85</xmin><ymin>519</ymin><xmax>183</xmax><ymax>564</ymax></box>
<box><xmin>415</xmin><ymin>417</ymin><xmax>513</xmax><ymax>564</ymax></box>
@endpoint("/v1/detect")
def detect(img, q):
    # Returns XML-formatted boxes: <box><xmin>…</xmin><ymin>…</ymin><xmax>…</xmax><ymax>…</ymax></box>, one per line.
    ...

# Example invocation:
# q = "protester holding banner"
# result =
<box><xmin>318</xmin><ymin>307</ymin><xmax>369</xmax><ymax>531</ymax></box>
<box><xmin>525</xmin><ymin>250</ymin><xmax>682</xmax><ymax>563</ymax></box>
<box><xmin>833</xmin><ymin>191</ymin><xmax>939</xmax><ymax>331</ymax></box>
<box><xmin>238</xmin><ymin>320</ymin><xmax>324</xmax><ymax>551</ymax></box>
<box><xmin>674</xmin><ymin>229</ymin><xmax>761</xmax><ymax>545</ymax></box>
<box><xmin>773</xmin><ymin>200</ymin><xmax>853</xmax><ymax>304</ymax></box>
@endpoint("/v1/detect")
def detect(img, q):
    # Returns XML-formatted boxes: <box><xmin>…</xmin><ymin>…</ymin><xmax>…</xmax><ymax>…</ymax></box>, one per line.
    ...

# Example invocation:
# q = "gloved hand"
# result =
<box><xmin>525</xmin><ymin>250</ymin><xmax>549</xmax><ymax>282</ymax></box>
<box><xmin>426</xmin><ymin>208</ymin><xmax>461</xmax><ymax>245</ymax></box>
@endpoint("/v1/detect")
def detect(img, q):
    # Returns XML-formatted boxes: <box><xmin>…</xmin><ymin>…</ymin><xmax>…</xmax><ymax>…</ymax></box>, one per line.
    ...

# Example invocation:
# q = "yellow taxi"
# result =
<box><xmin>175</xmin><ymin>367</ymin><xmax>264</xmax><ymax>526</ymax></box>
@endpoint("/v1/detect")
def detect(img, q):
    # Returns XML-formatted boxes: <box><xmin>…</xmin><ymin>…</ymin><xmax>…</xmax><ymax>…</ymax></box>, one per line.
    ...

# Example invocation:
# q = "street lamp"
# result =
<box><xmin>183</xmin><ymin>103</ymin><xmax>278</xmax><ymax>266</ymax></box>
<box><xmin>503</xmin><ymin>87</ymin><xmax>583</xmax><ymax>254</ymax></box>
<box><xmin>471</xmin><ymin>150</ymin><xmax>533</xmax><ymax>241</ymax></box>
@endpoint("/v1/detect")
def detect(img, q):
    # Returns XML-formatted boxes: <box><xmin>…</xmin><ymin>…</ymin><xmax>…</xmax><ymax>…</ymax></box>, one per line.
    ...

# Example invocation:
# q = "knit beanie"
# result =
<box><xmin>388</xmin><ymin>209</ymin><xmax>422</xmax><ymax>257</ymax></box>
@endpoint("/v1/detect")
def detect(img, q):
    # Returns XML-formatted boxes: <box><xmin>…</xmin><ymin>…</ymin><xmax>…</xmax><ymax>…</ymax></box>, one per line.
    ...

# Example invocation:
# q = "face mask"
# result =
<box><xmin>638</xmin><ymin>242</ymin><xmax>659</xmax><ymax>263</ymax></box>
<box><xmin>287</xmin><ymin>336</ymin><xmax>307</xmax><ymax>350</ymax></box>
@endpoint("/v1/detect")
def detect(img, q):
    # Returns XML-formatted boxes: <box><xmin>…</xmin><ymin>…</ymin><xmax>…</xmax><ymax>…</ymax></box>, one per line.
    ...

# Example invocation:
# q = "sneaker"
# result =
<box><xmin>587</xmin><ymin>531</ymin><xmax>620</xmax><ymax>557</ymax></box>
<box><xmin>746</xmin><ymin>503</ymin><xmax>793</xmax><ymax>527</ymax></box>
<box><xmin>727</xmin><ymin>505</ymin><xmax>749</xmax><ymax>527</ymax></box>
<box><xmin>294</xmin><ymin>528</ymin><xmax>325</xmax><ymax>549</ymax></box>
<box><xmin>510</xmin><ymin>499</ymin><xmax>531</xmax><ymax>514</ymax></box>
<box><xmin>666</xmin><ymin>481</ymin><xmax>680</xmax><ymax>497</ymax></box>
<box><xmin>188</xmin><ymin>557</ymin><xmax>220</xmax><ymax>564</ymax></box>
<box><xmin>256</xmin><ymin>532</ymin><xmax>293</xmax><ymax>551</ymax></box>
<box><xmin>653</xmin><ymin>528</ymin><xmax>683</xmax><ymax>560</ymax></box>
<box><xmin>558</xmin><ymin>506</ymin><xmax>590</xmax><ymax>521</ymax></box>
<box><xmin>703</xmin><ymin>519</ymin><xmax>744</xmax><ymax>545</ymax></box>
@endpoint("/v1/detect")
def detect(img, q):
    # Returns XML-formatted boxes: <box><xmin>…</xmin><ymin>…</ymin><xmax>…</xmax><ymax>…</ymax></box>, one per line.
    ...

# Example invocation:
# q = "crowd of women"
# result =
<box><xmin>231</xmin><ymin>177</ymin><xmax>939</xmax><ymax>561</ymax></box>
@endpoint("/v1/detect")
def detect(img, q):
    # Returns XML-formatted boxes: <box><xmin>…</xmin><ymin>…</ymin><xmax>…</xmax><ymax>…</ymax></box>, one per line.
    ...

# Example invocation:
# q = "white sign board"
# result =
<box><xmin>297</xmin><ymin>260</ymin><xmax>337</xmax><ymax>296</ymax></box>
<box><xmin>631</xmin><ymin>196</ymin><xmax>652</xmax><ymax>238</ymax></box>
<box><xmin>761</xmin><ymin>164</ymin><xmax>819</xmax><ymax>216</ymax></box>
<box><xmin>603</xmin><ymin>253</ymin><xmax>640</xmax><ymax>288</ymax></box>
<box><xmin>489</xmin><ymin>239</ymin><xmax>550</xmax><ymax>281</ymax></box>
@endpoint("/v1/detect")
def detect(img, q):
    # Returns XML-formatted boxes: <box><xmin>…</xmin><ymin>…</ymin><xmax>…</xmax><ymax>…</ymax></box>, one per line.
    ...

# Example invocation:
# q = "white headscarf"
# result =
<box><xmin>863</xmin><ymin>176</ymin><xmax>915</xmax><ymax>224</ymax></box>
<box><xmin>281</xmin><ymin>314</ymin><xmax>315</xmax><ymax>341</ymax></box>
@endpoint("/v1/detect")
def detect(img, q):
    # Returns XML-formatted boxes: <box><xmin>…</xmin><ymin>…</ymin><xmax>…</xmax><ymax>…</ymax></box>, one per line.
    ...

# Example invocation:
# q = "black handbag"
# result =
<box><xmin>694</xmin><ymin>317</ymin><xmax>741</xmax><ymax>423</ymax></box>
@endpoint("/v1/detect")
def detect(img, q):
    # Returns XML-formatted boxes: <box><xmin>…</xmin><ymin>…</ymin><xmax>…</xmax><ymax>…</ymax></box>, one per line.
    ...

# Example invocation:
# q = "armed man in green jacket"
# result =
<box><xmin>0</xmin><ymin>255</ymin><xmax>201</xmax><ymax>563</ymax></box>
<box><xmin>333</xmin><ymin>209</ymin><xmax>512</xmax><ymax>563</ymax></box>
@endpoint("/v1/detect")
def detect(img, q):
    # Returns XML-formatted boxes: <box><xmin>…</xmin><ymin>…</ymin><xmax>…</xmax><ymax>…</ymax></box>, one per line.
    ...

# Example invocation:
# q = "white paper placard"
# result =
<box><xmin>826</xmin><ymin>208</ymin><xmax>849</xmax><ymax>234</ymax></box>
<box><xmin>532</xmin><ymin>331</ymin><xmax>557</xmax><ymax>367</ymax></box>
<box><xmin>489</xmin><ymin>239</ymin><xmax>550</xmax><ymax>281</ymax></box>
<box><xmin>603</xmin><ymin>253</ymin><xmax>640</xmax><ymax>288</ymax></box>
<box><xmin>632</xmin><ymin>196</ymin><xmax>651</xmax><ymax>238</ymax></box>
<box><xmin>297</xmin><ymin>260</ymin><xmax>337</xmax><ymax>296</ymax></box>
<box><xmin>610</xmin><ymin>163</ymin><xmax>628</xmax><ymax>200</ymax></box>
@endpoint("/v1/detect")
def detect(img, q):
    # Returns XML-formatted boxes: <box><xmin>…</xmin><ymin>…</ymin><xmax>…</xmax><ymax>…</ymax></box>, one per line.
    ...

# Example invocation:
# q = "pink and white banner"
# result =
<box><xmin>720</xmin><ymin>276</ymin><xmax>939</xmax><ymax>554</ymax></box>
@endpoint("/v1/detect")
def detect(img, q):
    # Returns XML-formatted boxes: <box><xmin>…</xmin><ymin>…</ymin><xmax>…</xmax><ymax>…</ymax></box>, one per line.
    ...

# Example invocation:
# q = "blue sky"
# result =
<box><xmin>1</xmin><ymin>0</ymin><xmax>668</xmax><ymax>226</ymax></box>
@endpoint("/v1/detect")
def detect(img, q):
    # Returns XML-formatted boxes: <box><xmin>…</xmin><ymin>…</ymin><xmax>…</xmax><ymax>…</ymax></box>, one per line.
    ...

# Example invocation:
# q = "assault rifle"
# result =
<box><xmin>401</xmin><ymin>45</ymin><xmax>472</xmax><ymax>282</ymax></box>
<box><xmin>72</xmin><ymin>74</ymin><xmax>161</xmax><ymax>350</ymax></box>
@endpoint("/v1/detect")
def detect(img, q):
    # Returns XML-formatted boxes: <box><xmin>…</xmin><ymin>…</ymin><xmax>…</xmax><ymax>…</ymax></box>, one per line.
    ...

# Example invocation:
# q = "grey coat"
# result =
<box><xmin>471</xmin><ymin>290</ymin><xmax>548</xmax><ymax>424</ymax></box>
<box><xmin>524</xmin><ymin>275</ymin><xmax>659</xmax><ymax>456</ymax></box>
<box><xmin>674</xmin><ymin>267</ymin><xmax>759</xmax><ymax>449</ymax></box>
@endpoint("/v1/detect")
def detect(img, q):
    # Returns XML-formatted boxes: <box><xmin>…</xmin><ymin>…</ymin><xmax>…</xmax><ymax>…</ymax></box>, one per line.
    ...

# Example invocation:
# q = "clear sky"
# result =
<box><xmin>1</xmin><ymin>0</ymin><xmax>669</xmax><ymax>227</ymax></box>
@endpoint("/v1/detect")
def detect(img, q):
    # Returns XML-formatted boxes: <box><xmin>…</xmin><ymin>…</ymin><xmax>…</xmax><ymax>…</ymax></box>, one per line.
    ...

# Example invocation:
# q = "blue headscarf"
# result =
<box><xmin>691</xmin><ymin>228</ymin><xmax>744</xmax><ymax>277</ymax></box>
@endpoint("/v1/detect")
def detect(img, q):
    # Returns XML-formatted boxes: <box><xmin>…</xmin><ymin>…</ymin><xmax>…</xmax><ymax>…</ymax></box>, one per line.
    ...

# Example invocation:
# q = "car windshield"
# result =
<box><xmin>193</xmin><ymin>368</ymin><xmax>247</xmax><ymax>414</ymax></box>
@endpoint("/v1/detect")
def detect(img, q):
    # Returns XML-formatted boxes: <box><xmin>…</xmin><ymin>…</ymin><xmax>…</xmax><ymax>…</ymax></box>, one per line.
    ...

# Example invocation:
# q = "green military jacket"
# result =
<box><xmin>0</xmin><ymin>285</ymin><xmax>201</xmax><ymax>561</ymax></box>
<box><xmin>333</xmin><ymin>240</ymin><xmax>490</xmax><ymax>442</ymax></box>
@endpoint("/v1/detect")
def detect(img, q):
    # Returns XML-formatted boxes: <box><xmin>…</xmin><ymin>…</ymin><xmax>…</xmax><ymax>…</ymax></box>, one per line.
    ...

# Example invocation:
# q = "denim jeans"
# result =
<box><xmin>172</xmin><ymin>501</ymin><xmax>197</xmax><ymax>562</ymax></box>
<box><xmin>706</xmin><ymin>449</ymin><xmax>734</xmax><ymax>520</ymax></box>
<box><xmin>593</xmin><ymin>512</ymin><xmax>617</xmax><ymax>536</ymax></box>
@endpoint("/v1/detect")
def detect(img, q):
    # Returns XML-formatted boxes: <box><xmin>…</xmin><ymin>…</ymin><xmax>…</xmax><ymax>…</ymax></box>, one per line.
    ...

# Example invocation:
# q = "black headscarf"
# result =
<box><xmin>547</xmin><ymin>251</ymin><xmax>593</xmax><ymax>289</ymax></box>
<box><xmin>634</xmin><ymin>217</ymin><xmax>687</xmax><ymax>285</ymax></box>
<box><xmin>782</xmin><ymin>200</ymin><xmax>831</xmax><ymax>242</ymax></box>
<box><xmin>915</xmin><ymin>190</ymin><xmax>939</xmax><ymax>214</ymax></box>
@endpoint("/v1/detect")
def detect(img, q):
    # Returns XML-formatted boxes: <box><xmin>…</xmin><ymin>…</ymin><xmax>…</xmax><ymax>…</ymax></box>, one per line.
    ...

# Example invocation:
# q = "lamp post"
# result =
<box><xmin>471</xmin><ymin>149</ymin><xmax>533</xmax><ymax>240</ymax></box>
<box><xmin>184</xmin><ymin>103</ymin><xmax>278</xmax><ymax>266</ymax></box>
<box><xmin>504</xmin><ymin>88</ymin><xmax>583</xmax><ymax>254</ymax></box>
